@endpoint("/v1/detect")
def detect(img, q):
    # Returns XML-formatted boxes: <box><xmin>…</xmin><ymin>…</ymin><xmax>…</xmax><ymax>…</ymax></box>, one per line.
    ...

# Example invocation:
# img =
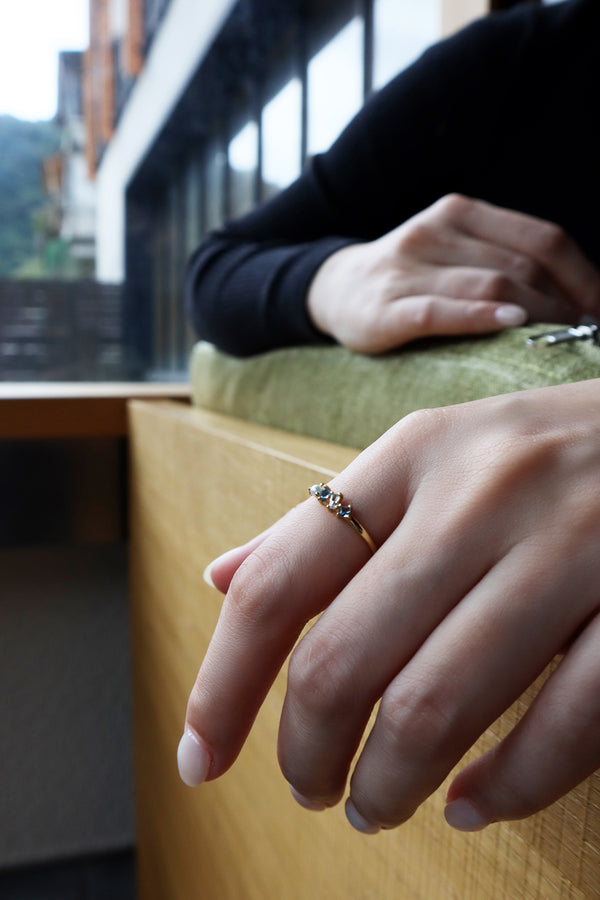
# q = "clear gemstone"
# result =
<box><xmin>328</xmin><ymin>492</ymin><xmax>341</xmax><ymax>509</ymax></box>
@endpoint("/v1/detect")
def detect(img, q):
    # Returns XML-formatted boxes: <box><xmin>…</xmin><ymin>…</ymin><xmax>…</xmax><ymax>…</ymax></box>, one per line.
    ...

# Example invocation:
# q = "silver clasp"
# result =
<box><xmin>526</xmin><ymin>322</ymin><xmax>599</xmax><ymax>349</ymax></box>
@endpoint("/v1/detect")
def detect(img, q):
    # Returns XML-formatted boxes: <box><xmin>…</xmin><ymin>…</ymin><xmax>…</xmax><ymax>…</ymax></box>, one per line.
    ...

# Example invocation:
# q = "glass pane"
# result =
<box><xmin>373</xmin><ymin>0</ymin><xmax>440</xmax><ymax>90</ymax></box>
<box><xmin>229</xmin><ymin>120</ymin><xmax>258</xmax><ymax>217</ymax></box>
<box><xmin>262</xmin><ymin>78</ymin><xmax>302</xmax><ymax>197</ymax></box>
<box><xmin>307</xmin><ymin>17</ymin><xmax>364</xmax><ymax>156</ymax></box>
<box><xmin>184</xmin><ymin>155</ymin><xmax>203</xmax><ymax>255</ymax></box>
<box><xmin>205</xmin><ymin>139</ymin><xmax>226</xmax><ymax>231</ymax></box>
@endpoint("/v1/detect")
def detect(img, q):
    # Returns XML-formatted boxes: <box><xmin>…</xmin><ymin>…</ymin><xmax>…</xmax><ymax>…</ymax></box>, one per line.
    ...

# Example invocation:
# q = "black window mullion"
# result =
<box><xmin>298</xmin><ymin>13</ymin><xmax>309</xmax><ymax>168</ymax></box>
<box><xmin>362</xmin><ymin>0</ymin><xmax>373</xmax><ymax>100</ymax></box>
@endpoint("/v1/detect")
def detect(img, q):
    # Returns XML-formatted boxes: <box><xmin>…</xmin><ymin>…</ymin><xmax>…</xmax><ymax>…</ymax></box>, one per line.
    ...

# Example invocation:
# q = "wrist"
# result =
<box><xmin>306</xmin><ymin>243</ymin><xmax>361</xmax><ymax>338</ymax></box>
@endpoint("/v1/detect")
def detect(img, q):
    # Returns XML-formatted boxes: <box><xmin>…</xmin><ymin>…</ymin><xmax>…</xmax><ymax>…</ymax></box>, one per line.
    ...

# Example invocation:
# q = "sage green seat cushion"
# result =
<box><xmin>190</xmin><ymin>326</ymin><xmax>600</xmax><ymax>450</ymax></box>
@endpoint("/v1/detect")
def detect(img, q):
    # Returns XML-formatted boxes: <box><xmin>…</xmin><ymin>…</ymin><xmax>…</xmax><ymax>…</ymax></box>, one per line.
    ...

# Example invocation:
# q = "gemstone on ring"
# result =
<box><xmin>310</xmin><ymin>483</ymin><xmax>331</xmax><ymax>502</ymax></box>
<box><xmin>308</xmin><ymin>483</ymin><xmax>376</xmax><ymax>554</ymax></box>
<box><xmin>328</xmin><ymin>492</ymin><xmax>342</xmax><ymax>510</ymax></box>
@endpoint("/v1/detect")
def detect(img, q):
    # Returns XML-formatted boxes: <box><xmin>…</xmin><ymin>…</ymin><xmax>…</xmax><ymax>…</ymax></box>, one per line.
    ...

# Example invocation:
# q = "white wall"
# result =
<box><xmin>95</xmin><ymin>0</ymin><xmax>236</xmax><ymax>282</ymax></box>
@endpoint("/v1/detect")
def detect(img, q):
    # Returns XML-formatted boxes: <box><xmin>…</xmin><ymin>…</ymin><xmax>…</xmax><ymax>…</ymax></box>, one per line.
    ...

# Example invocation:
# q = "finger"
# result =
<box><xmin>181</xmin><ymin>504</ymin><xmax>362</xmax><ymax>786</ymax></box>
<box><xmin>344</xmin><ymin>531</ymin><xmax>594</xmax><ymax>832</ymax></box>
<box><xmin>205</xmin><ymin>528</ymin><xmax>274</xmax><ymax>593</ymax></box>
<box><xmin>427</xmin><ymin>265</ymin><xmax>575</xmax><ymax>323</ymax></box>
<box><xmin>413</xmin><ymin>231</ymin><xmax>577</xmax><ymax>319</ymax></box>
<box><xmin>414</xmin><ymin>229</ymin><xmax>556</xmax><ymax>298</ymax></box>
<box><xmin>452</xmin><ymin>195</ymin><xmax>600</xmax><ymax>315</ymax></box>
<box><xmin>206</xmin><ymin>502</ymin><xmax>335</xmax><ymax>593</ymax></box>
<box><xmin>181</xmin><ymin>436</ymin><xmax>410</xmax><ymax>785</ymax></box>
<box><xmin>279</xmin><ymin>490</ymin><xmax>504</xmax><ymax>806</ymax></box>
<box><xmin>375</xmin><ymin>295</ymin><xmax>527</xmax><ymax>346</ymax></box>
<box><xmin>445</xmin><ymin>610</ymin><xmax>600</xmax><ymax>831</ymax></box>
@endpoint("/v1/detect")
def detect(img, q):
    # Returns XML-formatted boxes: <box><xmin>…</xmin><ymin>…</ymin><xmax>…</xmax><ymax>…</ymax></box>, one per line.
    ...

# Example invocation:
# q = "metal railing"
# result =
<box><xmin>0</xmin><ymin>279</ymin><xmax>126</xmax><ymax>381</ymax></box>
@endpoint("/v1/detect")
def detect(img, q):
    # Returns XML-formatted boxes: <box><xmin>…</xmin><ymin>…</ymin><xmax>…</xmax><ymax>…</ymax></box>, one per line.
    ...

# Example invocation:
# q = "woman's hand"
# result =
<box><xmin>306</xmin><ymin>194</ymin><xmax>600</xmax><ymax>352</ymax></box>
<box><xmin>179</xmin><ymin>379</ymin><xmax>600</xmax><ymax>834</ymax></box>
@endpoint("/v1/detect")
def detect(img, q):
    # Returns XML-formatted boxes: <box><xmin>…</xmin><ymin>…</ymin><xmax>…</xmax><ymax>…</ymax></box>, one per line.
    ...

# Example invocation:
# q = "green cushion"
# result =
<box><xmin>190</xmin><ymin>326</ymin><xmax>600</xmax><ymax>450</ymax></box>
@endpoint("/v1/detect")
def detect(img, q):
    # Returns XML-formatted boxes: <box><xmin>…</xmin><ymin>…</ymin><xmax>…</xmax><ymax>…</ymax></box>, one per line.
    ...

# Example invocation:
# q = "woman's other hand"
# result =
<box><xmin>306</xmin><ymin>194</ymin><xmax>600</xmax><ymax>352</ymax></box>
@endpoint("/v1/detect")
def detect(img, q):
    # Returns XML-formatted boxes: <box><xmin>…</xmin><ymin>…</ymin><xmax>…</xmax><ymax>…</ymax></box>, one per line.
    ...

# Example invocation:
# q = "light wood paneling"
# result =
<box><xmin>129</xmin><ymin>401</ymin><xmax>600</xmax><ymax>900</ymax></box>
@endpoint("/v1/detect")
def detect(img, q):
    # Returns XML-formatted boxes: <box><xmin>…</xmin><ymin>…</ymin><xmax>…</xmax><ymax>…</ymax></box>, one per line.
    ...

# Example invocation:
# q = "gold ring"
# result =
<box><xmin>308</xmin><ymin>483</ymin><xmax>376</xmax><ymax>554</ymax></box>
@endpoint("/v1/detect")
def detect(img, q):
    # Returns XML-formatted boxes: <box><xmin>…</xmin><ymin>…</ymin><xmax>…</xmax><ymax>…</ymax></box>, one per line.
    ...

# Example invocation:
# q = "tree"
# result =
<box><xmin>0</xmin><ymin>115</ymin><xmax>60</xmax><ymax>277</ymax></box>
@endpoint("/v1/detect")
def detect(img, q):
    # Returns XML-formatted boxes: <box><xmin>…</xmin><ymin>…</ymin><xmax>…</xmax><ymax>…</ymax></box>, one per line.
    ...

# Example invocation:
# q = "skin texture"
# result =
<box><xmin>181</xmin><ymin>378</ymin><xmax>600</xmax><ymax>834</ymax></box>
<box><xmin>306</xmin><ymin>195</ymin><xmax>600</xmax><ymax>352</ymax></box>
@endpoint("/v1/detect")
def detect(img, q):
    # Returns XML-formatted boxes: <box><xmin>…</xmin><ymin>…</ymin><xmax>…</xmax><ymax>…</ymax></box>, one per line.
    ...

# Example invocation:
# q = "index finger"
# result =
<box><xmin>178</xmin><ymin>455</ymin><xmax>403</xmax><ymax>786</ymax></box>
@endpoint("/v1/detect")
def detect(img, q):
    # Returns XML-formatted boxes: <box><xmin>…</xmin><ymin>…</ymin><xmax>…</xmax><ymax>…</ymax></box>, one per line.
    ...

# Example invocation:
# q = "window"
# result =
<box><xmin>204</xmin><ymin>138</ymin><xmax>227</xmax><ymax>231</ymax></box>
<box><xmin>373</xmin><ymin>0</ymin><xmax>440</xmax><ymax>89</ymax></box>
<box><xmin>183</xmin><ymin>153</ymin><xmax>203</xmax><ymax>256</ymax></box>
<box><xmin>228</xmin><ymin>121</ymin><xmax>259</xmax><ymax>217</ymax></box>
<box><xmin>123</xmin><ymin>0</ymin><xmax>462</xmax><ymax>376</ymax></box>
<box><xmin>307</xmin><ymin>16</ymin><xmax>364</xmax><ymax>156</ymax></box>
<box><xmin>262</xmin><ymin>78</ymin><xmax>302</xmax><ymax>197</ymax></box>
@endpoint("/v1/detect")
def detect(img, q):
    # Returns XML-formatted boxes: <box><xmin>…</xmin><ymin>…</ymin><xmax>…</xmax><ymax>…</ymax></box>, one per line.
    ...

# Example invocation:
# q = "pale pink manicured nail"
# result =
<box><xmin>202</xmin><ymin>562</ymin><xmax>217</xmax><ymax>589</ymax></box>
<box><xmin>345</xmin><ymin>799</ymin><xmax>380</xmax><ymax>835</ymax></box>
<box><xmin>203</xmin><ymin>548</ymin><xmax>238</xmax><ymax>591</ymax></box>
<box><xmin>177</xmin><ymin>729</ymin><xmax>211</xmax><ymax>787</ymax></box>
<box><xmin>289</xmin><ymin>784</ymin><xmax>327</xmax><ymax>811</ymax></box>
<box><xmin>495</xmin><ymin>305</ymin><xmax>527</xmax><ymax>327</ymax></box>
<box><xmin>444</xmin><ymin>798</ymin><xmax>489</xmax><ymax>832</ymax></box>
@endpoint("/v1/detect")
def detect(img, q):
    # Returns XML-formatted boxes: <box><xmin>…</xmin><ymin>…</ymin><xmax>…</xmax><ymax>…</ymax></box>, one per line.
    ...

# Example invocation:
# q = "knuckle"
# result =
<box><xmin>532</xmin><ymin>221</ymin><xmax>568</xmax><ymax>257</ymax></box>
<box><xmin>434</xmin><ymin>192</ymin><xmax>471</xmax><ymax>222</ymax></box>
<box><xmin>508</xmin><ymin>253</ymin><xmax>540</xmax><ymax>286</ymax></box>
<box><xmin>287</xmin><ymin>633</ymin><xmax>355</xmax><ymax>723</ymax></box>
<box><xmin>478</xmin><ymin>271</ymin><xmax>512</xmax><ymax>302</ymax></box>
<box><xmin>394</xmin><ymin>219</ymin><xmax>433</xmax><ymax>254</ymax></box>
<box><xmin>379</xmin><ymin>678</ymin><xmax>455</xmax><ymax>758</ymax></box>
<box><xmin>405</xmin><ymin>296</ymin><xmax>437</xmax><ymax>334</ymax></box>
<box><xmin>399</xmin><ymin>405</ymin><xmax>449</xmax><ymax>442</ymax></box>
<box><xmin>224</xmin><ymin>540</ymin><xmax>292</xmax><ymax>630</ymax></box>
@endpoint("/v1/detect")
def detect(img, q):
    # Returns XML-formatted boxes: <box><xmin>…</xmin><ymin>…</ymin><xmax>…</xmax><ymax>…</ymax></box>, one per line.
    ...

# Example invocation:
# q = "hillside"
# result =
<box><xmin>0</xmin><ymin>115</ymin><xmax>60</xmax><ymax>277</ymax></box>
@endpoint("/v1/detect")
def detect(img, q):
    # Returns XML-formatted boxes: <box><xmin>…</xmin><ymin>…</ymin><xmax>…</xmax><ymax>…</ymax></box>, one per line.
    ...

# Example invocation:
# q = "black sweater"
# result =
<box><xmin>186</xmin><ymin>0</ymin><xmax>600</xmax><ymax>357</ymax></box>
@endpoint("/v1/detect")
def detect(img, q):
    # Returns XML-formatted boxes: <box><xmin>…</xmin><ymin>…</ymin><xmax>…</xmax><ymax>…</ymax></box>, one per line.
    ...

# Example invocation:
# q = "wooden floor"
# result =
<box><xmin>0</xmin><ymin>851</ymin><xmax>135</xmax><ymax>900</ymax></box>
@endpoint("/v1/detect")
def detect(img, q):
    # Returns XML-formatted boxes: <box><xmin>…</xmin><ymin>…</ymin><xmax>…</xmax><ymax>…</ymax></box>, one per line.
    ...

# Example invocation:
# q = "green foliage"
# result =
<box><xmin>0</xmin><ymin>115</ymin><xmax>60</xmax><ymax>277</ymax></box>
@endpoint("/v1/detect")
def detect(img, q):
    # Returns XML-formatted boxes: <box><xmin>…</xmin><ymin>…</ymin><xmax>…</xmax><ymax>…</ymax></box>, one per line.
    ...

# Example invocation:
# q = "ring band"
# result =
<box><xmin>308</xmin><ymin>483</ymin><xmax>377</xmax><ymax>554</ymax></box>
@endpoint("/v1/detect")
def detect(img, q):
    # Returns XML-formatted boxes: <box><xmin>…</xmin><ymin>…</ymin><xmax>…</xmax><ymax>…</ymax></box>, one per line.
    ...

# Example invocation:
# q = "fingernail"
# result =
<box><xmin>345</xmin><ymin>799</ymin><xmax>380</xmax><ymax>835</ymax></box>
<box><xmin>495</xmin><ymin>305</ymin><xmax>528</xmax><ymax>326</ymax></box>
<box><xmin>444</xmin><ymin>797</ymin><xmax>489</xmax><ymax>832</ymax></box>
<box><xmin>203</xmin><ymin>562</ymin><xmax>217</xmax><ymax>589</ymax></box>
<box><xmin>177</xmin><ymin>729</ymin><xmax>211</xmax><ymax>787</ymax></box>
<box><xmin>289</xmin><ymin>784</ymin><xmax>327</xmax><ymax>811</ymax></box>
